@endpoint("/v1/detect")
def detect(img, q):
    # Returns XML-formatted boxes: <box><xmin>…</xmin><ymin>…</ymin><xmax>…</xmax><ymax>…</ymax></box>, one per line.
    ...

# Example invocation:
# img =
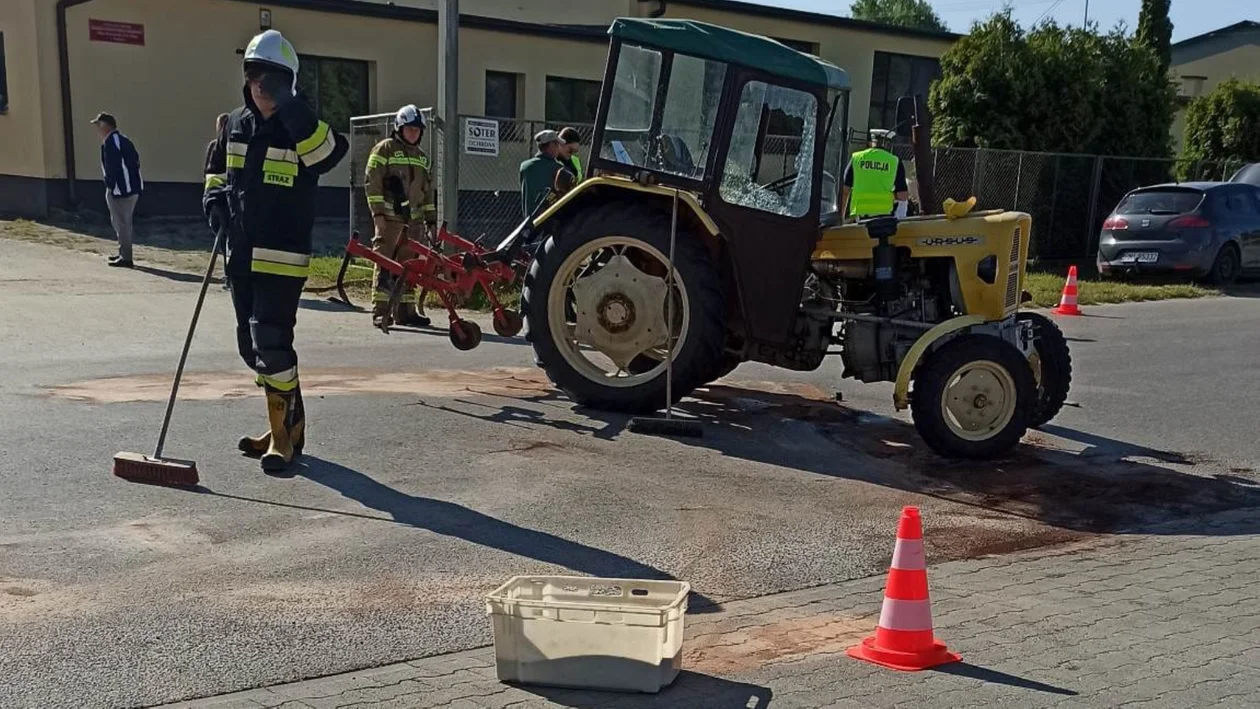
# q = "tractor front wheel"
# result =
<box><xmin>522</xmin><ymin>203</ymin><xmax>725</xmax><ymax>413</ymax></box>
<box><xmin>911</xmin><ymin>335</ymin><xmax>1035</xmax><ymax>459</ymax></box>
<box><xmin>1018</xmin><ymin>312</ymin><xmax>1072</xmax><ymax>428</ymax></box>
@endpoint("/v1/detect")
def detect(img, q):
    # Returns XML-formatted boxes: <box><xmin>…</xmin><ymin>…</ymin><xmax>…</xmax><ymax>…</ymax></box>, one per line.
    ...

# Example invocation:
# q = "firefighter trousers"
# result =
<box><xmin>229</xmin><ymin>272</ymin><xmax>305</xmax><ymax>391</ymax></box>
<box><xmin>371</xmin><ymin>220</ymin><xmax>428</xmax><ymax>313</ymax></box>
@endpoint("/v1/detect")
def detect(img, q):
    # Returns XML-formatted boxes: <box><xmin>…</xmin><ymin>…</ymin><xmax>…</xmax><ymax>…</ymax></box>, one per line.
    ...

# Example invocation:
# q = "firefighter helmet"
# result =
<box><xmin>243</xmin><ymin>30</ymin><xmax>300</xmax><ymax>91</ymax></box>
<box><xmin>395</xmin><ymin>104</ymin><xmax>426</xmax><ymax>133</ymax></box>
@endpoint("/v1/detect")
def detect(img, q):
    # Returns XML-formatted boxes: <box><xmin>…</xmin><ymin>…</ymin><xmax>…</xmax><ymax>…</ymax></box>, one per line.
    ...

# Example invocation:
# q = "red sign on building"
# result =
<box><xmin>89</xmin><ymin>19</ymin><xmax>145</xmax><ymax>46</ymax></box>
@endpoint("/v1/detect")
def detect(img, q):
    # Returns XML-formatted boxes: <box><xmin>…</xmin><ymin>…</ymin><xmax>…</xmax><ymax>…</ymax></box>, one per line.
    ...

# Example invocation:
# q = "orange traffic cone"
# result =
<box><xmin>847</xmin><ymin>506</ymin><xmax>960</xmax><ymax>671</ymax></box>
<box><xmin>1052</xmin><ymin>265</ymin><xmax>1082</xmax><ymax>316</ymax></box>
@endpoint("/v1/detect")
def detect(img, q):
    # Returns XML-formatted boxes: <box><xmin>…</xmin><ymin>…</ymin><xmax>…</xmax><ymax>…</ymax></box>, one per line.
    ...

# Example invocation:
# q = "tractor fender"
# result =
<box><xmin>533</xmin><ymin>176</ymin><xmax>721</xmax><ymax>238</ymax></box>
<box><xmin>893</xmin><ymin>315</ymin><xmax>987</xmax><ymax>411</ymax></box>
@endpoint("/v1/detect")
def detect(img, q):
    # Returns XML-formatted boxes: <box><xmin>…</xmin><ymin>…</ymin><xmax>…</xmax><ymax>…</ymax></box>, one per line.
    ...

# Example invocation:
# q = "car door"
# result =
<box><xmin>1241</xmin><ymin>186</ymin><xmax>1260</xmax><ymax>269</ymax></box>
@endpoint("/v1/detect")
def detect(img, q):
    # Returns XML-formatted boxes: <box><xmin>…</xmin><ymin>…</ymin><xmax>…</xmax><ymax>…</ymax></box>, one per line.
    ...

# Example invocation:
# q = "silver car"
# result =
<box><xmin>1097</xmin><ymin>182</ymin><xmax>1260</xmax><ymax>285</ymax></box>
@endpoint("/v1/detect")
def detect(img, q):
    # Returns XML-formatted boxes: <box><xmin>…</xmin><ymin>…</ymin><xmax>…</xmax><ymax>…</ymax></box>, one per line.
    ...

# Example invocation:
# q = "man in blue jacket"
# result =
<box><xmin>91</xmin><ymin>112</ymin><xmax>143</xmax><ymax>267</ymax></box>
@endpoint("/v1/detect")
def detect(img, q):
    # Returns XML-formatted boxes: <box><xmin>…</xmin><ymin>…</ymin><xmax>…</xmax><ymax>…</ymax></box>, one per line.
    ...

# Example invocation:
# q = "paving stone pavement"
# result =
<box><xmin>157</xmin><ymin>510</ymin><xmax>1260</xmax><ymax>709</ymax></box>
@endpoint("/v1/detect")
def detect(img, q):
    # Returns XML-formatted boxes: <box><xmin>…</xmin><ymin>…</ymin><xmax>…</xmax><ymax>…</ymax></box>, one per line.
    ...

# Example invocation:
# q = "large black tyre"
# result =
<box><xmin>911</xmin><ymin>334</ymin><xmax>1036</xmax><ymax>460</ymax></box>
<box><xmin>1202</xmin><ymin>243</ymin><xmax>1241</xmax><ymax>286</ymax></box>
<box><xmin>522</xmin><ymin>203</ymin><xmax>726</xmax><ymax>413</ymax></box>
<box><xmin>1018</xmin><ymin>311</ymin><xmax>1072</xmax><ymax>428</ymax></box>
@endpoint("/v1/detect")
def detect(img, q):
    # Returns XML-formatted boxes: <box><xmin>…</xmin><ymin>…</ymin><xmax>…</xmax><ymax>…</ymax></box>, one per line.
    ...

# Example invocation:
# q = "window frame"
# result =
<box><xmin>0</xmin><ymin>32</ymin><xmax>8</xmax><ymax>114</ymax></box>
<box><xmin>545</xmin><ymin>74</ymin><xmax>602</xmax><ymax>124</ymax></box>
<box><xmin>295</xmin><ymin>53</ymin><xmax>370</xmax><ymax>132</ymax></box>
<box><xmin>484</xmin><ymin>70</ymin><xmax>519</xmax><ymax>119</ymax></box>
<box><xmin>867</xmin><ymin>50</ymin><xmax>941</xmax><ymax>131</ymax></box>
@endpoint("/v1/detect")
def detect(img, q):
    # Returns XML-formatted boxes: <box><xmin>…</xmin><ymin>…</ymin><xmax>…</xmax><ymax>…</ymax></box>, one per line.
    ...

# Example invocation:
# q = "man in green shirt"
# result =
<box><xmin>840</xmin><ymin>129</ymin><xmax>909</xmax><ymax>223</ymax></box>
<box><xmin>520</xmin><ymin>130</ymin><xmax>575</xmax><ymax>218</ymax></box>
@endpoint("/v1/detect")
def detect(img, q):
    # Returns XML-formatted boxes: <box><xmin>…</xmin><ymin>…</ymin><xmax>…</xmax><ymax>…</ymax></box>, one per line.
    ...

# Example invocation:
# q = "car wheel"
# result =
<box><xmin>1204</xmin><ymin>244</ymin><xmax>1241</xmax><ymax>286</ymax></box>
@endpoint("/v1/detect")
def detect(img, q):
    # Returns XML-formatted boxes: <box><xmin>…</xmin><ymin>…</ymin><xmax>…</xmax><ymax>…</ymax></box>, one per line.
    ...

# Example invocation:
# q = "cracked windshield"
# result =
<box><xmin>720</xmin><ymin>81</ymin><xmax>819</xmax><ymax>218</ymax></box>
<box><xmin>599</xmin><ymin>45</ymin><xmax>726</xmax><ymax>180</ymax></box>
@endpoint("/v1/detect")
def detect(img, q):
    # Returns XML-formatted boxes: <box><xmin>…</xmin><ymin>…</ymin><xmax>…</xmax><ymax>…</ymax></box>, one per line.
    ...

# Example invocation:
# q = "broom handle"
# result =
<box><xmin>154</xmin><ymin>227</ymin><xmax>223</xmax><ymax>459</ymax></box>
<box><xmin>664</xmin><ymin>189</ymin><xmax>678</xmax><ymax>421</ymax></box>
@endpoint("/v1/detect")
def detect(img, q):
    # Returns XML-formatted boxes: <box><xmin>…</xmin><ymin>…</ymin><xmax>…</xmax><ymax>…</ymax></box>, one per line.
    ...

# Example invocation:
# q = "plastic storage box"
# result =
<box><xmin>485</xmin><ymin>575</ymin><xmax>690</xmax><ymax>694</ymax></box>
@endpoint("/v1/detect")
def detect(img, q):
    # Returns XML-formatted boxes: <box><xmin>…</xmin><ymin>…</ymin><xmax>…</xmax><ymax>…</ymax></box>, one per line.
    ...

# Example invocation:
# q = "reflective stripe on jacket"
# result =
<box><xmin>203</xmin><ymin>87</ymin><xmax>348</xmax><ymax>278</ymax></box>
<box><xmin>364</xmin><ymin>135</ymin><xmax>436</xmax><ymax>223</ymax></box>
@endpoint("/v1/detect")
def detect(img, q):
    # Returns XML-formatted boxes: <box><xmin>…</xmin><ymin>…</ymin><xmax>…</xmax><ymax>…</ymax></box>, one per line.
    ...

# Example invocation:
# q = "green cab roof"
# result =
<box><xmin>609</xmin><ymin>18</ymin><xmax>850</xmax><ymax>91</ymax></box>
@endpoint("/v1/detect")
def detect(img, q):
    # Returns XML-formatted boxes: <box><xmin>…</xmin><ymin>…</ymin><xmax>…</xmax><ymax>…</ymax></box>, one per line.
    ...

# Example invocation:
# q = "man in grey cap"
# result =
<box><xmin>519</xmin><ymin>129</ymin><xmax>574</xmax><ymax>218</ymax></box>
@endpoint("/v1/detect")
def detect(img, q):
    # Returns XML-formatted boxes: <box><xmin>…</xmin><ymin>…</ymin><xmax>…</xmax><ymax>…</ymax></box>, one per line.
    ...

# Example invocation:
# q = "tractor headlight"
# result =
<box><xmin>977</xmin><ymin>255</ymin><xmax>998</xmax><ymax>285</ymax></box>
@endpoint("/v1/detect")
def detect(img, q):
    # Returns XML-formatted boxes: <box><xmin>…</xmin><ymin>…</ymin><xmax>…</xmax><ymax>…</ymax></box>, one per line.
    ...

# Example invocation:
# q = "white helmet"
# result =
<box><xmin>244</xmin><ymin>30</ymin><xmax>299</xmax><ymax>90</ymax></box>
<box><xmin>394</xmin><ymin>104</ymin><xmax>426</xmax><ymax>133</ymax></box>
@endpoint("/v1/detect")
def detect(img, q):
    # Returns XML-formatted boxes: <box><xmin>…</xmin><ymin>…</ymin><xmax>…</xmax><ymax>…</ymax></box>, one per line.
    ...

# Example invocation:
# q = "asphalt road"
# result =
<box><xmin>2</xmin><ymin>239</ymin><xmax>1258</xmax><ymax>708</ymax></box>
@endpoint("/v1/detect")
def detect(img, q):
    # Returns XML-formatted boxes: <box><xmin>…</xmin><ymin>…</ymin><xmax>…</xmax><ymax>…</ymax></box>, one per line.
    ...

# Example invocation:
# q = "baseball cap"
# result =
<box><xmin>534</xmin><ymin>129</ymin><xmax>562</xmax><ymax>146</ymax></box>
<box><xmin>89</xmin><ymin>112</ymin><xmax>117</xmax><ymax>127</ymax></box>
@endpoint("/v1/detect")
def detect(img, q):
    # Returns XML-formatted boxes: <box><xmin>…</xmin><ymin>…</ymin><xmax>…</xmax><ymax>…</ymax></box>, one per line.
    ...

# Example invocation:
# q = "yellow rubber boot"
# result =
<box><xmin>260</xmin><ymin>387</ymin><xmax>305</xmax><ymax>473</ymax></box>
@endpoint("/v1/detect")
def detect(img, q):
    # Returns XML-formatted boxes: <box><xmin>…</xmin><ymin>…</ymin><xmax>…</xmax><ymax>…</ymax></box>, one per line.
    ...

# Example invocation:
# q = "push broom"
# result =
<box><xmin>112</xmin><ymin>226</ymin><xmax>226</xmax><ymax>487</ymax></box>
<box><xmin>629</xmin><ymin>188</ymin><xmax>703</xmax><ymax>439</ymax></box>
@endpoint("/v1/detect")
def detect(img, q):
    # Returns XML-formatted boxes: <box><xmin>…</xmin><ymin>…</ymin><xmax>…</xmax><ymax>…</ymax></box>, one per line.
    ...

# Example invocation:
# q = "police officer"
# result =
<box><xmin>841</xmin><ymin>129</ymin><xmax>909</xmax><ymax>222</ymax></box>
<box><xmin>364</xmin><ymin>104</ymin><xmax>437</xmax><ymax>329</ymax></box>
<box><xmin>203</xmin><ymin>30</ymin><xmax>348</xmax><ymax>472</ymax></box>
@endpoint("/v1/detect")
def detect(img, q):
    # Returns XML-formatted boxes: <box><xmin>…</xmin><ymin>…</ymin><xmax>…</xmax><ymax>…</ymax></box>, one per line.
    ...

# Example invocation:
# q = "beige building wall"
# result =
<box><xmin>0</xmin><ymin>0</ymin><xmax>51</xmax><ymax>178</ymax></box>
<box><xmin>1171</xmin><ymin>44</ymin><xmax>1260</xmax><ymax>153</ymax></box>
<box><xmin>652</xmin><ymin>4</ymin><xmax>954</xmax><ymax>133</ymax></box>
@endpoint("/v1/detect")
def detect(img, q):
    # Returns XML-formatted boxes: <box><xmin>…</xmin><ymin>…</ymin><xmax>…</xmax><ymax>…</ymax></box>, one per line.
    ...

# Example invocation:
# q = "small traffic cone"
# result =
<box><xmin>1052</xmin><ymin>265</ymin><xmax>1082</xmax><ymax>316</ymax></box>
<box><xmin>847</xmin><ymin>506</ymin><xmax>960</xmax><ymax>671</ymax></box>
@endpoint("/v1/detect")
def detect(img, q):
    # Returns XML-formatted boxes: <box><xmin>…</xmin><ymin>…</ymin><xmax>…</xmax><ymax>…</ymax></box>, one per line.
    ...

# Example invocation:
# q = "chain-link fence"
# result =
<box><xmin>925</xmin><ymin>146</ymin><xmax>1247</xmax><ymax>263</ymax></box>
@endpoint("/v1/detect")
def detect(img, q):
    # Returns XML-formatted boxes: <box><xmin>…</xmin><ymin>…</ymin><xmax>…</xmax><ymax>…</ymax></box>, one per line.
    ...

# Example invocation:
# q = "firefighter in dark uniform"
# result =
<box><xmin>203</xmin><ymin>30</ymin><xmax>348</xmax><ymax>472</ymax></box>
<box><xmin>364</xmin><ymin>104</ymin><xmax>437</xmax><ymax>329</ymax></box>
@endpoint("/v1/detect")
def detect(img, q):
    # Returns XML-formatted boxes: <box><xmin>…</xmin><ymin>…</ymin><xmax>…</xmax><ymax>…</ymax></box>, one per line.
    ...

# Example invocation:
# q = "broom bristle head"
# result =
<box><xmin>628</xmin><ymin>416</ymin><xmax>704</xmax><ymax>439</ymax></box>
<box><xmin>113</xmin><ymin>451</ymin><xmax>200</xmax><ymax>487</ymax></box>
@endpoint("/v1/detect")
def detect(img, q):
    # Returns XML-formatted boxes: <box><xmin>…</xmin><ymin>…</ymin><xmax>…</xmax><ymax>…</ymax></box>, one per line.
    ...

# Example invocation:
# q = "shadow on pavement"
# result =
<box><xmin>934</xmin><ymin>662</ymin><xmax>1077</xmax><ymax>695</ymax></box>
<box><xmin>517</xmin><ymin>671</ymin><xmax>772</xmax><ymax>708</ymax></box>
<box><xmin>132</xmin><ymin>264</ymin><xmax>212</xmax><ymax>284</ymax></box>
<box><xmin>450</xmin><ymin>378</ymin><xmax>1260</xmax><ymax>538</ymax></box>
<box><xmin>290</xmin><ymin>455</ymin><xmax>721</xmax><ymax>612</ymax></box>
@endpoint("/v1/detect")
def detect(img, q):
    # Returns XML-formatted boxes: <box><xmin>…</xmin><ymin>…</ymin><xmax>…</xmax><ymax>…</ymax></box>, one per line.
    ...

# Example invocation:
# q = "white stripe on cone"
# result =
<box><xmin>891</xmin><ymin>539</ymin><xmax>925</xmax><ymax>570</ymax></box>
<box><xmin>877</xmin><ymin>597</ymin><xmax>935</xmax><ymax>632</ymax></box>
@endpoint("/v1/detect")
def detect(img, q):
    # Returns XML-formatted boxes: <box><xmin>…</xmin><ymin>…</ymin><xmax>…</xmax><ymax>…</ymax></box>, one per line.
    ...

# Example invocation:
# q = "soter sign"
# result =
<box><xmin>464</xmin><ymin>118</ymin><xmax>500</xmax><ymax>157</ymax></box>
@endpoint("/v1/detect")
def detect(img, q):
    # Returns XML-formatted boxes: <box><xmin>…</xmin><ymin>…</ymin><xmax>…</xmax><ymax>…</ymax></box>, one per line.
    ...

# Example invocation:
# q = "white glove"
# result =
<box><xmin>894</xmin><ymin>200</ymin><xmax>909</xmax><ymax>219</ymax></box>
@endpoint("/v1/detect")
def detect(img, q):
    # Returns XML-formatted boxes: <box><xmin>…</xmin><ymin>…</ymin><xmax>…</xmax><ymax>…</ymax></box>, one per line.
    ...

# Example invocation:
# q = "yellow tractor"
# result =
<box><xmin>503</xmin><ymin>18</ymin><xmax>1071</xmax><ymax>459</ymax></box>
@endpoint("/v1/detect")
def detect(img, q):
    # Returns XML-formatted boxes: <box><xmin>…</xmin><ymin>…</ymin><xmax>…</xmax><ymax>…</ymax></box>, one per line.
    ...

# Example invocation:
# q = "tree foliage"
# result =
<box><xmin>1182</xmin><ymin>79</ymin><xmax>1260</xmax><ymax>167</ymax></box>
<box><xmin>929</xmin><ymin>11</ymin><xmax>1175</xmax><ymax>158</ymax></box>
<box><xmin>850</xmin><ymin>0</ymin><xmax>949</xmax><ymax>33</ymax></box>
<box><xmin>1136</xmin><ymin>0</ymin><xmax>1173</xmax><ymax>73</ymax></box>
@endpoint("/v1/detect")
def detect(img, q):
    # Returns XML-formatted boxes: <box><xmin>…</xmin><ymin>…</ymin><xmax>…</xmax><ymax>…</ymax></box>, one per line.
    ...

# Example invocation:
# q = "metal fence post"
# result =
<box><xmin>971</xmin><ymin>149</ymin><xmax>979</xmax><ymax>197</ymax></box>
<box><xmin>1046</xmin><ymin>155</ymin><xmax>1060</xmax><ymax>254</ymax></box>
<box><xmin>1014</xmin><ymin>152</ymin><xmax>1024</xmax><ymax>209</ymax></box>
<box><xmin>438</xmin><ymin>0</ymin><xmax>460</xmax><ymax>232</ymax></box>
<box><xmin>1084</xmin><ymin>156</ymin><xmax>1105</xmax><ymax>261</ymax></box>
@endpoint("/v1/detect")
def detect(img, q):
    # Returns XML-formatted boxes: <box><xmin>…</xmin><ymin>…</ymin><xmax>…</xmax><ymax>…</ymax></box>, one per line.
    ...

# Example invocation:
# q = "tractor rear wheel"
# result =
<box><xmin>911</xmin><ymin>334</ymin><xmax>1035</xmax><ymax>459</ymax></box>
<box><xmin>1018</xmin><ymin>312</ymin><xmax>1072</xmax><ymax>428</ymax></box>
<box><xmin>522</xmin><ymin>203</ymin><xmax>725</xmax><ymax>413</ymax></box>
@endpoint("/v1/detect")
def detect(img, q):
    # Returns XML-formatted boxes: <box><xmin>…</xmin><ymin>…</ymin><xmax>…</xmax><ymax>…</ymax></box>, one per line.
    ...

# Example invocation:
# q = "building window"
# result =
<box><xmin>295</xmin><ymin>54</ymin><xmax>369</xmax><ymax>132</ymax></box>
<box><xmin>0</xmin><ymin>33</ymin><xmax>8</xmax><ymax>113</ymax></box>
<box><xmin>774</xmin><ymin>37</ymin><xmax>818</xmax><ymax>56</ymax></box>
<box><xmin>485</xmin><ymin>71</ymin><xmax>520</xmax><ymax>118</ymax></box>
<box><xmin>868</xmin><ymin>51</ymin><xmax>940</xmax><ymax>131</ymax></box>
<box><xmin>546</xmin><ymin>76</ymin><xmax>601</xmax><ymax>124</ymax></box>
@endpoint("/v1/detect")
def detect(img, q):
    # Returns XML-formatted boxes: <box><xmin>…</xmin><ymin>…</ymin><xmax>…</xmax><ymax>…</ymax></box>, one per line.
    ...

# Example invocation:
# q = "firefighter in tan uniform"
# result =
<box><xmin>365</xmin><ymin>104</ymin><xmax>437</xmax><ymax>328</ymax></box>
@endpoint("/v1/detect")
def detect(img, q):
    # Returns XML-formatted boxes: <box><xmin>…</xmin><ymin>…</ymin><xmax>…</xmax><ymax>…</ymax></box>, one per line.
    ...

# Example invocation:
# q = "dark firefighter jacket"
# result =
<box><xmin>203</xmin><ymin>86</ymin><xmax>348</xmax><ymax>278</ymax></box>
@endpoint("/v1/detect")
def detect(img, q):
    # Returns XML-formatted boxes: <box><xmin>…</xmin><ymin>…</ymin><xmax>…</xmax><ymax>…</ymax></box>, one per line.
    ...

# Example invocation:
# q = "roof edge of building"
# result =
<box><xmin>1171</xmin><ymin>20</ymin><xmax>1260</xmax><ymax>49</ymax></box>
<box><xmin>663</xmin><ymin>0</ymin><xmax>961</xmax><ymax>42</ymax></box>
<box><xmin>221</xmin><ymin>0</ymin><xmax>607</xmax><ymax>43</ymax></box>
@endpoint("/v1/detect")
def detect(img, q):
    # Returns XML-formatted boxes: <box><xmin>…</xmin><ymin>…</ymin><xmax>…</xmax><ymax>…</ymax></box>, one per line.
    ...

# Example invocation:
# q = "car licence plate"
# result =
<box><xmin>1120</xmin><ymin>251</ymin><xmax>1160</xmax><ymax>264</ymax></box>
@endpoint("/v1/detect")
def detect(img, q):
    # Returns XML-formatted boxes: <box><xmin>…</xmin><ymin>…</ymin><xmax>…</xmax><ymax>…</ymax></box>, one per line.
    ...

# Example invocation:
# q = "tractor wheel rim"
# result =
<box><xmin>547</xmin><ymin>236</ymin><xmax>690</xmax><ymax>389</ymax></box>
<box><xmin>940</xmin><ymin>359</ymin><xmax>1018</xmax><ymax>442</ymax></box>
